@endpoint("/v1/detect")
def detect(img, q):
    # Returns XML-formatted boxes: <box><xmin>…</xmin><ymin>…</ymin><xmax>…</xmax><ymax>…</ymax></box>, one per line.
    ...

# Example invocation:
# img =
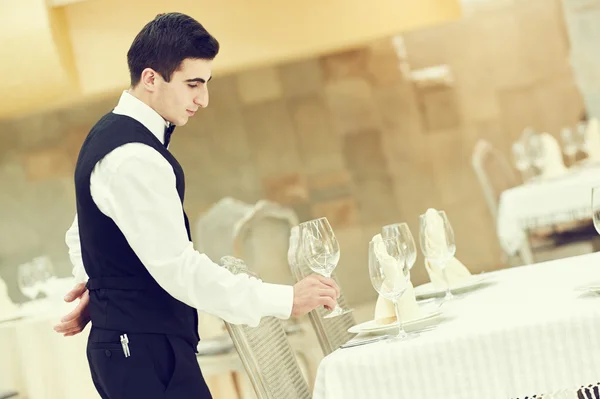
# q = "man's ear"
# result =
<box><xmin>139</xmin><ymin>68</ymin><xmax>159</xmax><ymax>92</ymax></box>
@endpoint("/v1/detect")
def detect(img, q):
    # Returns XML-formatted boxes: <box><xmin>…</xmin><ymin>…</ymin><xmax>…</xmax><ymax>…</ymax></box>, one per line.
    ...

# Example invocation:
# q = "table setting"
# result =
<box><xmin>305</xmin><ymin>196</ymin><xmax>600</xmax><ymax>399</ymax></box>
<box><xmin>340</xmin><ymin>209</ymin><xmax>491</xmax><ymax>345</ymax></box>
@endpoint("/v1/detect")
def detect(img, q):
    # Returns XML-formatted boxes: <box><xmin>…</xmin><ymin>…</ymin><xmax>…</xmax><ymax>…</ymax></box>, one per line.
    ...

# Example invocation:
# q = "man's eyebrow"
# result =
<box><xmin>184</xmin><ymin>76</ymin><xmax>212</xmax><ymax>83</ymax></box>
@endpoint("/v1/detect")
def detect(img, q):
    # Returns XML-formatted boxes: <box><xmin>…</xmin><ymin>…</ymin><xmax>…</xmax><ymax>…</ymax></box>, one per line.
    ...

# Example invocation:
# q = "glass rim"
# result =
<box><xmin>299</xmin><ymin>216</ymin><xmax>329</xmax><ymax>226</ymax></box>
<box><xmin>382</xmin><ymin>222</ymin><xmax>408</xmax><ymax>229</ymax></box>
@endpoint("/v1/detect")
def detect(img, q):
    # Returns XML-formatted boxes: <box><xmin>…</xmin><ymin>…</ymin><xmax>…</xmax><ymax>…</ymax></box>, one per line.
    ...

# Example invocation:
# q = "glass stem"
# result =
<box><xmin>393</xmin><ymin>298</ymin><xmax>407</xmax><ymax>339</ymax></box>
<box><xmin>442</xmin><ymin>266</ymin><xmax>454</xmax><ymax>301</ymax></box>
<box><xmin>323</xmin><ymin>270</ymin><xmax>342</xmax><ymax>314</ymax></box>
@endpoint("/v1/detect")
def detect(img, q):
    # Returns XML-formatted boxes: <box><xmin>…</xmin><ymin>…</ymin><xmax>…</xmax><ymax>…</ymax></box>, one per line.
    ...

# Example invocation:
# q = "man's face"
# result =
<box><xmin>152</xmin><ymin>58</ymin><xmax>212</xmax><ymax>126</ymax></box>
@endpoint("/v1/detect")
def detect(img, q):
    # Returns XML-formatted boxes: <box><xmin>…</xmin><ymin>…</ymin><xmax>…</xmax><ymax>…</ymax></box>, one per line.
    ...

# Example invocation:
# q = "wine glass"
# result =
<box><xmin>592</xmin><ymin>186</ymin><xmax>600</xmax><ymax>235</ymax></box>
<box><xmin>297</xmin><ymin>217</ymin><xmax>352</xmax><ymax>318</ymax></box>
<box><xmin>32</xmin><ymin>256</ymin><xmax>56</xmax><ymax>296</ymax></box>
<box><xmin>368</xmin><ymin>236</ymin><xmax>414</xmax><ymax>341</ymax></box>
<box><xmin>419</xmin><ymin>210</ymin><xmax>456</xmax><ymax>302</ymax></box>
<box><xmin>528</xmin><ymin>134</ymin><xmax>545</xmax><ymax>172</ymax></box>
<box><xmin>560</xmin><ymin>127</ymin><xmax>578</xmax><ymax>166</ymax></box>
<box><xmin>382</xmin><ymin>223</ymin><xmax>417</xmax><ymax>270</ymax></box>
<box><xmin>18</xmin><ymin>262</ymin><xmax>39</xmax><ymax>300</ymax></box>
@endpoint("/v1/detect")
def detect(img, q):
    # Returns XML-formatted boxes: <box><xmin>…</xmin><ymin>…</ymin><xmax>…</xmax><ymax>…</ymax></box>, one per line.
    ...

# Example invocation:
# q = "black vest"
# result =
<box><xmin>74</xmin><ymin>112</ymin><xmax>199</xmax><ymax>348</ymax></box>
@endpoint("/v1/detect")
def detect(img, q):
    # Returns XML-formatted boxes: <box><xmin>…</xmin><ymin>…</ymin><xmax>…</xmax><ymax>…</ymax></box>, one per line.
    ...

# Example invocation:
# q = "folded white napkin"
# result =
<box><xmin>372</xmin><ymin>234</ymin><xmax>425</xmax><ymax>325</ymax></box>
<box><xmin>538</xmin><ymin>133</ymin><xmax>568</xmax><ymax>178</ymax></box>
<box><xmin>584</xmin><ymin>118</ymin><xmax>600</xmax><ymax>161</ymax></box>
<box><xmin>0</xmin><ymin>276</ymin><xmax>17</xmax><ymax>316</ymax></box>
<box><xmin>422</xmin><ymin>208</ymin><xmax>472</xmax><ymax>290</ymax></box>
<box><xmin>425</xmin><ymin>258</ymin><xmax>472</xmax><ymax>290</ymax></box>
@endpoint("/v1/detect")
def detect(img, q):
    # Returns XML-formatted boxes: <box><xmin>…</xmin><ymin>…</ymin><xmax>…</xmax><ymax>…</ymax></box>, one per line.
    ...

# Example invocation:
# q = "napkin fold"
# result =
<box><xmin>584</xmin><ymin>118</ymin><xmax>600</xmax><ymax>161</ymax></box>
<box><xmin>422</xmin><ymin>208</ymin><xmax>472</xmax><ymax>290</ymax></box>
<box><xmin>425</xmin><ymin>257</ymin><xmax>472</xmax><ymax>291</ymax></box>
<box><xmin>537</xmin><ymin>133</ymin><xmax>568</xmax><ymax>178</ymax></box>
<box><xmin>372</xmin><ymin>234</ymin><xmax>425</xmax><ymax>325</ymax></box>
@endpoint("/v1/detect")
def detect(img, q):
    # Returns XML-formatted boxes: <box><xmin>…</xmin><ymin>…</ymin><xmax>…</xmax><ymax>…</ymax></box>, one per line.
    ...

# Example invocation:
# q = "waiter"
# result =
<box><xmin>53</xmin><ymin>12</ymin><xmax>340</xmax><ymax>399</ymax></box>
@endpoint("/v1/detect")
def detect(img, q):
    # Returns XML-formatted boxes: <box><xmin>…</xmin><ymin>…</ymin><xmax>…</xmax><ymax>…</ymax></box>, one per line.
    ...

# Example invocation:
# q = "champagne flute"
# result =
<box><xmin>297</xmin><ymin>217</ymin><xmax>352</xmax><ymax>318</ymax></box>
<box><xmin>382</xmin><ymin>223</ymin><xmax>417</xmax><ymax>270</ymax></box>
<box><xmin>419</xmin><ymin>210</ymin><xmax>456</xmax><ymax>302</ymax></box>
<box><xmin>368</xmin><ymin>236</ymin><xmax>414</xmax><ymax>341</ymax></box>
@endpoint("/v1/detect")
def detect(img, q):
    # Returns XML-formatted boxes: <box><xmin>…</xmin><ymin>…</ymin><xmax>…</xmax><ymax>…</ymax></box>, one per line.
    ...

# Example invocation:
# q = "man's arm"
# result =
<box><xmin>61</xmin><ymin>144</ymin><xmax>338</xmax><ymax>328</ymax></box>
<box><xmin>54</xmin><ymin>215</ymin><xmax>91</xmax><ymax>336</ymax></box>
<box><xmin>65</xmin><ymin>215</ymin><xmax>89</xmax><ymax>284</ymax></box>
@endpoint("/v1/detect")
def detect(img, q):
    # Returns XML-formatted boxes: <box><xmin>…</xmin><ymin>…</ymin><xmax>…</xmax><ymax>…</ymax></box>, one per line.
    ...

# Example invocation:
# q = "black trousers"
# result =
<box><xmin>86</xmin><ymin>327</ymin><xmax>212</xmax><ymax>399</ymax></box>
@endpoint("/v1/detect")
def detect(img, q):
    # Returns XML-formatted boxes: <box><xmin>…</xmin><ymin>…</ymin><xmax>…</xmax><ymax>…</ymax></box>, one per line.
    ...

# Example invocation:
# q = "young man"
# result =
<box><xmin>54</xmin><ymin>13</ymin><xmax>339</xmax><ymax>399</ymax></box>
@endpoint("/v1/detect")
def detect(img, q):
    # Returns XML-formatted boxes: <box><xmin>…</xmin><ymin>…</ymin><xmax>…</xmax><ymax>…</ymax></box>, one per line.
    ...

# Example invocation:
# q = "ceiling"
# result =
<box><xmin>0</xmin><ymin>0</ymin><xmax>462</xmax><ymax>119</ymax></box>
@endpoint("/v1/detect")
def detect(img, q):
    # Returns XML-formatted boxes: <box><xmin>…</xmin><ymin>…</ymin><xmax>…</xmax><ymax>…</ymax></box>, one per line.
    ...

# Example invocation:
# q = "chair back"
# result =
<box><xmin>221</xmin><ymin>257</ymin><xmax>312</xmax><ymax>399</ymax></box>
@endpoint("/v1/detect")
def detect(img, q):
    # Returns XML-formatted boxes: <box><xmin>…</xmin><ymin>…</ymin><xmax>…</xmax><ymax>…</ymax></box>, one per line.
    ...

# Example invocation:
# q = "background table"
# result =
<box><xmin>497</xmin><ymin>164</ymin><xmax>600</xmax><ymax>255</ymax></box>
<box><xmin>0</xmin><ymin>298</ymin><xmax>98</xmax><ymax>399</ymax></box>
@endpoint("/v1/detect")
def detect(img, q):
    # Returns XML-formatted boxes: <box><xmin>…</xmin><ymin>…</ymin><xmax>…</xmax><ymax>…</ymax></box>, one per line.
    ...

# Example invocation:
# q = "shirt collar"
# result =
<box><xmin>112</xmin><ymin>90</ymin><xmax>171</xmax><ymax>145</ymax></box>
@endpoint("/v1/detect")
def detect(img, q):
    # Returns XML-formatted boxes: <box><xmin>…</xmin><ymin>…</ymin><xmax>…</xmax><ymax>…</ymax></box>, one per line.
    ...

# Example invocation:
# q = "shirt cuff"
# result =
<box><xmin>258</xmin><ymin>283</ymin><xmax>294</xmax><ymax>320</ymax></box>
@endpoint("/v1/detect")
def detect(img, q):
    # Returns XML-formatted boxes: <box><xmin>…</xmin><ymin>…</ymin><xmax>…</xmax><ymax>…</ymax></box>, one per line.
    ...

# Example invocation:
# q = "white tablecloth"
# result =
<box><xmin>497</xmin><ymin>165</ymin><xmax>600</xmax><ymax>255</ymax></box>
<box><xmin>0</xmin><ymin>299</ymin><xmax>99</xmax><ymax>399</ymax></box>
<box><xmin>313</xmin><ymin>253</ymin><xmax>600</xmax><ymax>399</ymax></box>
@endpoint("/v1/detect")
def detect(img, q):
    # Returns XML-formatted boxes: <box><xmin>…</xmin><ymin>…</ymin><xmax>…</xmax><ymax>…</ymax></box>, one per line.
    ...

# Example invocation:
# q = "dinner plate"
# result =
<box><xmin>413</xmin><ymin>275</ymin><xmax>488</xmax><ymax>299</ymax></box>
<box><xmin>348</xmin><ymin>310</ymin><xmax>441</xmax><ymax>334</ymax></box>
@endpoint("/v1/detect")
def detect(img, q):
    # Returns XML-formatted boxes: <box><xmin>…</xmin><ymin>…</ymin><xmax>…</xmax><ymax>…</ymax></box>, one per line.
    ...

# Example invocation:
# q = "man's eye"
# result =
<box><xmin>188</xmin><ymin>84</ymin><xmax>198</xmax><ymax>88</ymax></box>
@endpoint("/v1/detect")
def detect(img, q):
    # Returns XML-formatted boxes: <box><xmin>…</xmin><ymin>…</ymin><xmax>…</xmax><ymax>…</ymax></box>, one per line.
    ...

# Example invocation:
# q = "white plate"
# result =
<box><xmin>348</xmin><ymin>310</ymin><xmax>441</xmax><ymax>334</ymax></box>
<box><xmin>413</xmin><ymin>275</ymin><xmax>488</xmax><ymax>299</ymax></box>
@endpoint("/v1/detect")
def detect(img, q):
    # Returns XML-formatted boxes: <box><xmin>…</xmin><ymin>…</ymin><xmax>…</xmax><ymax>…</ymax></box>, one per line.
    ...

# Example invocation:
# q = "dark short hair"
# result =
<box><xmin>127</xmin><ymin>12</ymin><xmax>220</xmax><ymax>86</ymax></box>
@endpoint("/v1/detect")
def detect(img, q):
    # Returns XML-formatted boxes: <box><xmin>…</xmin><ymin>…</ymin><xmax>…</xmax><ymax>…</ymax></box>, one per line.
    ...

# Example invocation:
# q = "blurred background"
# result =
<box><xmin>1</xmin><ymin>0</ymin><xmax>598</xmax><ymax>302</ymax></box>
<box><xmin>1</xmin><ymin>0</ymin><xmax>600</xmax><ymax>397</ymax></box>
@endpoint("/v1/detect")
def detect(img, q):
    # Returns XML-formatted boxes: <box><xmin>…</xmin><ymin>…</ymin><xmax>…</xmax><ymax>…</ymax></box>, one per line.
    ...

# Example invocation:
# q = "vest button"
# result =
<box><xmin>105</xmin><ymin>350</ymin><xmax>111</xmax><ymax>358</ymax></box>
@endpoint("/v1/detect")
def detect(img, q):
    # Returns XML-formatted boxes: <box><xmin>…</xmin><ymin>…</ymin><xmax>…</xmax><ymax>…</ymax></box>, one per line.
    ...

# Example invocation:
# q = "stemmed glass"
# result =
<box><xmin>18</xmin><ymin>262</ymin><xmax>39</xmax><ymax>300</ymax></box>
<box><xmin>368</xmin><ymin>236</ymin><xmax>414</xmax><ymax>341</ymax></box>
<box><xmin>528</xmin><ymin>134</ymin><xmax>545</xmax><ymax>173</ymax></box>
<box><xmin>297</xmin><ymin>217</ymin><xmax>352</xmax><ymax>318</ymax></box>
<box><xmin>32</xmin><ymin>256</ymin><xmax>56</xmax><ymax>296</ymax></box>
<box><xmin>560</xmin><ymin>127</ymin><xmax>578</xmax><ymax>166</ymax></box>
<box><xmin>382</xmin><ymin>223</ymin><xmax>417</xmax><ymax>270</ymax></box>
<box><xmin>419</xmin><ymin>210</ymin><xmax>456</xmax><ymax>302</ymax></box>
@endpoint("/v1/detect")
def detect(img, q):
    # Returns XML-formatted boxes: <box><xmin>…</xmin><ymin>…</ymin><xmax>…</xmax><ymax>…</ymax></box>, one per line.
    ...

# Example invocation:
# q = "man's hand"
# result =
<box><xmin>53</xmin><ymin>282</ymin><xmax>91</xmax><ymax>337</ymax></box>
<box><xmin>291</xmin><ymin>274</ymin><xmax>340</xmax><ymax>317</ymax></box>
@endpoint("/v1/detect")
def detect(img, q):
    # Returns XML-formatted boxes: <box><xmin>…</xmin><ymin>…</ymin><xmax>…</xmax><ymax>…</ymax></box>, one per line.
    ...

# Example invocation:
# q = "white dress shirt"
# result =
<box><xmin>65</xmin><ymin>91</ymin><xmax>294</xmax><ymax>327</ymax></box>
